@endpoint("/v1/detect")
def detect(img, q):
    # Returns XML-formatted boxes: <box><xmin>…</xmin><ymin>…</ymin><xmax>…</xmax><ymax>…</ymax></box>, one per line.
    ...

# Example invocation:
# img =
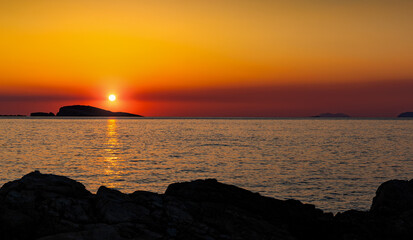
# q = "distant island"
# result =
<box><xmin>56</xmin><ymin>105</ymin><xmax>142</xmax><ymax>117</ymax></box>
<box><xmin>312</xmin><ymin>112</ymin><xmax>350</xmax><ymax>118</ymax></box>
<box><xmin>398</xmin><ymin>112</ymin><xmax>413</xmax><ymax>118</ymax></box>
<box><xmin>30</xmin><ymin>112</ymin><xmax>55</xmax><ymax>117</ymax></box>
<box><xmin>28</xmin><ymin>105</ymin><xmax>142</xmax><ymax>117</ymax></box>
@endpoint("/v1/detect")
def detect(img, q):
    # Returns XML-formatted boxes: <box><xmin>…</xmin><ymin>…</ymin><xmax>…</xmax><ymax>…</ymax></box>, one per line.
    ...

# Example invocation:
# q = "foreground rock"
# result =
<box><xmin>1</xmin><ymin>172</ymin><xmax>412</xmax><ymax>239</ymax></box>
<box><xmin>56</xmin><ymin>105</ymin><xmax>142</xmax><ymax>117</ymax></box>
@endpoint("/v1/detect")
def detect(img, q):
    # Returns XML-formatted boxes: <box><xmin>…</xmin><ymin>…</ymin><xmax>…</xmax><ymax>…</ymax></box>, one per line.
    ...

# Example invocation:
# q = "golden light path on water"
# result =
<box><xmin>103</xmin><ymin>119</ymin><xmax>124</xmax><ymax>189</ymax></box>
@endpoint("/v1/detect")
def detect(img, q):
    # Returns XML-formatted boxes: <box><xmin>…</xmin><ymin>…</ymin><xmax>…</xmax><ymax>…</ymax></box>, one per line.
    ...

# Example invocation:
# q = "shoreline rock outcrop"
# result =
<box><xmin>1</xmin><ymin>171</ymin><xmax>412</xmax><ymax>239</ymax></box>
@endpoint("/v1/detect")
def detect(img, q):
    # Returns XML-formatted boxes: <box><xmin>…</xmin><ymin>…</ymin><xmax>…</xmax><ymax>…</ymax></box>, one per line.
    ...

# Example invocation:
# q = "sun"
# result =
<box><xmin>108</xmin><ymin>94</ymin><xmax>116</xmax><ymax>101</ymax></box>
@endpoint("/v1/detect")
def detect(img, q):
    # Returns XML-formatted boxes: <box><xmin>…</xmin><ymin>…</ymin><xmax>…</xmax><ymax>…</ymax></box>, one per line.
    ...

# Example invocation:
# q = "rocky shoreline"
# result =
<box><xmin>1</xmin><ymin>171</ymin><xmax>412</xmax><ymax>240</ymax></box>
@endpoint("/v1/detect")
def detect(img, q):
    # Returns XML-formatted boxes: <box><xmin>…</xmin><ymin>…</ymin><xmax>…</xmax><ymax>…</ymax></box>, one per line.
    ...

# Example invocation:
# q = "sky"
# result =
<box><xmin>0</xmin><ymin>0</ymin><xmax>412</xmax><ymax>117</ymax></box>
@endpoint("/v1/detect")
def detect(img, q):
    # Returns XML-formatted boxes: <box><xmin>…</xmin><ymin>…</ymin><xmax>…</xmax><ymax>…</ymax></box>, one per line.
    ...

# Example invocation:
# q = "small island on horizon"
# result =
<box><xmin>398</xmin><ymin>112</ymin><xmax>413</xmax><ymax>118</ymax></box>
<box><xmin>30</xmin><ymin>105</ymin><xmax>143</xmax><ymax>117</ymax></box>
<box><xmin>30</xmin><ymin>112</ymin><xmax>55</xmax><ymax>117</ymax></box>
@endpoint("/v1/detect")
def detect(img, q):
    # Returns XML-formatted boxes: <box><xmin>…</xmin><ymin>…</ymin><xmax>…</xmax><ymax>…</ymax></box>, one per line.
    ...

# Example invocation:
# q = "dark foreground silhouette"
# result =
<box><xmin>1</xmin><ymin>172</ymin><xmax>412</xmax><ymax>240</ymax></box>
<box><xmin>56</xmin><ymin>105</ymin><xmax>142</xmax><ymax>117</ymax></box>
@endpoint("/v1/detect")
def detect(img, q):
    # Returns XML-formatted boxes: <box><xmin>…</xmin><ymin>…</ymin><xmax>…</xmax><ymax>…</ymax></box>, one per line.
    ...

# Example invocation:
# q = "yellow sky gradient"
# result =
<box><xmin>1</xmin><ymin>1</ymin><xmax>412</xmax><ymax>88</ymax></box>
<box><xmin>1</xmin><ymin>1</ymin><xmax>413</xmax><ymax>116</ymax></box>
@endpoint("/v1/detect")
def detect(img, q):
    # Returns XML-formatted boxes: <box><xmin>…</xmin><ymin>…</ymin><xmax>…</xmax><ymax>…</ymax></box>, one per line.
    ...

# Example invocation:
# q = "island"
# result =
<box><xmin>30</xmin><ymin>112</ymin><xmax>55</xmax><ymax>117</ymax></box>
<box><xmin>56</xmin><ymin>105</ymin><xmax>142</xmax><ymax>117</ymax></box>
<box><xmin>1</xmin><ymin>171</ymin><xmax>413</xmax><ymax>239</ymax></box>
<box><xmin>398</xmin><ymin>112</ymin><xmax>413</xmax><ymax>118</ymax></box>
<box><xmin>312</xmin><ymin>112</ymin><xmax>350</xmax><ymax>118</ymax></box>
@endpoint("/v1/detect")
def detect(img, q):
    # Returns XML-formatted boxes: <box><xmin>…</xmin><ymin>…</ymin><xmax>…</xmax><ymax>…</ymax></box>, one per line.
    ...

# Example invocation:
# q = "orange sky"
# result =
<box><xmin>1</xmin><ymin>1</ymin><xmax>412</xmax><ymax>116</ymax></box>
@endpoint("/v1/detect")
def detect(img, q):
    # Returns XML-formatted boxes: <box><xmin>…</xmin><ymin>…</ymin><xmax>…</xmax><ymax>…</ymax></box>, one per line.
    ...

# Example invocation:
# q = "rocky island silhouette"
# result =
<box><xmin>398</xmin><ymin>112</ymin><xmax>413</xmax><ymax>118</ymax></box>
<box><xmin>57</xmin><ymin>105</ymin><xmax>142</xmax><ymax>117</ymax></box>
<box><xmin>29</xmin><ymin>105</ymin><xmax>142</xmax><ymax>117</ymax></box>
<box><xmin>30</xmin><ymin>112</ymin><xmax>55</xmax><ymax>117</ymax></box>
<box><xmin>1</xmin><ymin>171</ymin><xmax>413</xmax><ymax>239</ymax></box>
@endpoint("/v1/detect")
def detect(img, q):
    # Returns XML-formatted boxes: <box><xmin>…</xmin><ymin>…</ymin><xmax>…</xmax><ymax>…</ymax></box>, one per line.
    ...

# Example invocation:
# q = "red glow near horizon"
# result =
<box><xmin>1</xmin><ymin>80</ymin><xmax>412</xmax><ymax>117</ymax></box>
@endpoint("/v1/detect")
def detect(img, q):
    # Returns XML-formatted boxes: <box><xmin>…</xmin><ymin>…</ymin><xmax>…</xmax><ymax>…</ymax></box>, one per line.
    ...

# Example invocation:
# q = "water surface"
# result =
<box><xmin>1</xmin><ymin>118</ymin><xmax>412</xmax><ymax>213</ymax></box>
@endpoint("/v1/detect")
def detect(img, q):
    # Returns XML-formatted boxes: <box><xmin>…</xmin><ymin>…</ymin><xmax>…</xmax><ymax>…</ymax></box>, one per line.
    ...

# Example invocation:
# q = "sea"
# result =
<box><xmin>0</xmin><ymin>118</ymin><xmax>412</xmax><ymax>213</ymax></box>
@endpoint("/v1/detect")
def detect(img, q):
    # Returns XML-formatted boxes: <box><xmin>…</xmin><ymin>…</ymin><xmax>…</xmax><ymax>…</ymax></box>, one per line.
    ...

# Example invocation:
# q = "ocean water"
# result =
<box><xmin>0</xmin><ymin>118</ymin><xmax>412</xmax><ymax>213</ymax></box>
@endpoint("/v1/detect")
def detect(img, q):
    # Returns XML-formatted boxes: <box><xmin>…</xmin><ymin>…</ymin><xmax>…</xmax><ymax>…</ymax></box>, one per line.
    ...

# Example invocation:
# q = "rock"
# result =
<box><xmin>0</xmin><ymin>171</ymin><xmax>91</xmax><ymax>203</ymax></box>
<box><xmin>56</xmin><ymin>105</ymin><xmax>142</xmax><ymax>117</ymax></box>
<box><xmin>95</xmin><ymin>186</ymin><xmax>150</xmax><ymax>223</ymax></box>
<box><xmin>0</xmin><ymin>207</ymin><xmax>35</xmax><ymax>240</ymax></box>
<box><xmin>165</xmin><ymin>179</ymin><xmax>329</xmax><ymax>239</ymax></box>
<box><xmin>334</xmin><ymin>180</ymin><xmax>413</xmax><ymax>240</ymax></box>
<box><xmin>0</xmin><ymin>171</ymin><xmax>94</xmax><ymax>239</ymax></box>
<box><xmin>37</xmin><ymin>224</ymin><xmax>123</xmax><ymax>240</ymax></box>
<box><xmin>30</xmin><ymin>112</ymin><xmax>55</xmax><ymax>116</ymax></box>
<box><xmin>2</xmin><ymin>171</ymin><xmax>413</xmax><ymax>239</ymax></box>
<box><xmin>398</xmin><ymin>112</ymin><xmax>413</xmax><ymax>117</ymax></box>
<box><xmin>371</xmin><ymin>179</ymin><xmax>413</xmax><ymax>216</ymax></box>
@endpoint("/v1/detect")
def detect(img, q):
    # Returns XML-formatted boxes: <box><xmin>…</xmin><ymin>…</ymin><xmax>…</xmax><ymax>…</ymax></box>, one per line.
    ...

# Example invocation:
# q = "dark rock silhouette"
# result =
<box><xmin>398</xmin><ymin>112</ymin><xmax>413</xmax><ymax>117</ymax></box>
<box><xmin>370</xmin><ymin>179</ymin><xmax>413</xmax><ymax>215</ymax></box>
<box><xmin>56</xmin><ymin>105</ymin><xmax>142</xmax><ymax>117</ymax></box>
<box><xmin>312</xmin><ymin>113</ymin><xmax>350</xmax><ymax>118</ymax></box>
<box><xmin>1</xmin><ymin>171</ymin><xmax>413</xmax><ymax>239</ymax></box>
<box><xmin>30</xmin><ymin>112</ymin><xmax>55</xmax><ymax>117</ymax></box>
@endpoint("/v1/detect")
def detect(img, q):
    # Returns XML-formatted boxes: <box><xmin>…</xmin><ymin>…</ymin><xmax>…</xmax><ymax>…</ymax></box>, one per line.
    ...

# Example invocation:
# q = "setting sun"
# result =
<box><xmin>108</xmin><ymin>94</ymin><xmax>116</xmax><ymax>102</ymax></box>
